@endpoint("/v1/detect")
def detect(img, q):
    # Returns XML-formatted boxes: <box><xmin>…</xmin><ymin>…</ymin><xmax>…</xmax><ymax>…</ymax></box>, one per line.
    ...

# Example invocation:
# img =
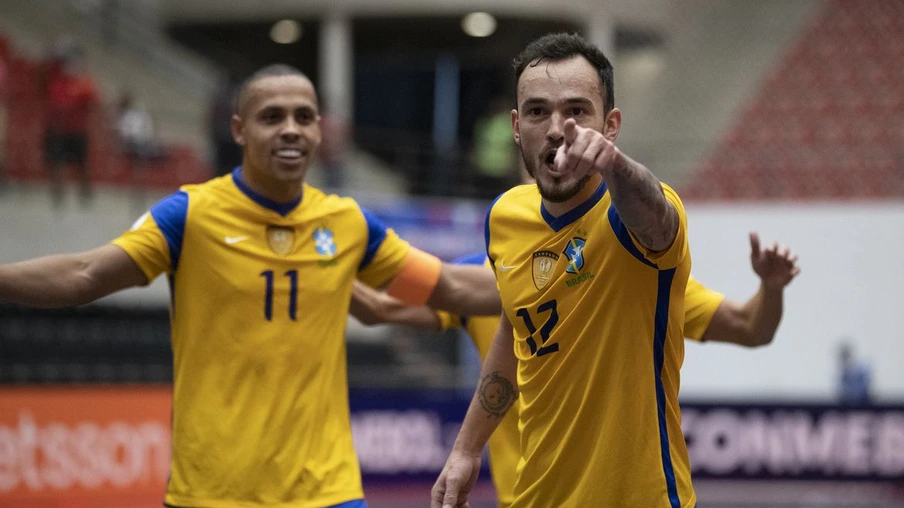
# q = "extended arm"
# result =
<box><xmin>426</xmin><ymin>263</ymin><xmax>501</xmax><ymax>317</ymax></box>
<box><xmin>349</xmin><ymin>280</ymin><xmax>442</xmax><ymax>330</ymax></box>
<box><xmin>0</xmin><ymin>244</ymin><xmax>148</xmax><ymax>308</ymax></box>
<box><xmin>604</xmin><ymin>152</ymin><xmax>678</xmax><ymax>252</ymax></box>
<box><xmin>556</xmin><ymin>118</ymin><xmax>677</xmax><ymax>251</ymax></box>
<box><xmin>702</xmin><ymin>233</ymin><xmax>800</xmax><ymax>347</ymax></box>
<box><xmin>431</xmin><ymin>312</ymin><xmax>517</xmax><ymax>508</ymax></box>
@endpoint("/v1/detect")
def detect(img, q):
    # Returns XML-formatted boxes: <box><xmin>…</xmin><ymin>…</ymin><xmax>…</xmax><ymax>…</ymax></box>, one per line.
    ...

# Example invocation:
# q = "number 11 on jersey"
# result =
<box><xmin>260</xmin><ymin>269</ymin><xmax>298</xmax><ymax>321</ymax></box>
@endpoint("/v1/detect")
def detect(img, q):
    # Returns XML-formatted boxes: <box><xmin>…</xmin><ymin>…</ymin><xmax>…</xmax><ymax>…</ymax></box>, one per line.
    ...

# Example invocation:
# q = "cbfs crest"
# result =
<box><xmin>563</xmin><ymin>237</ymin><xmax>586</xmax><ymax>274</ymax></box>
<box><xmin>313</xmin><ymin>227</ymin><xmax>337</xmax><ymax>258</ymax></box>
<box><xmin>267</xmin><ymin>226</ymin><xmax>296</xmax><ymax>256</ymax></box>
<box><xmin>531</xmin><ymin>251</ymin><xmax>559</xmax><ymax>290</ymax></box>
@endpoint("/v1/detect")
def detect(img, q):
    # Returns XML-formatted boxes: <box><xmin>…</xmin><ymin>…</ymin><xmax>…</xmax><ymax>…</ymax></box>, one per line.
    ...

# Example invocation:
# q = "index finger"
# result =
<box><xmin>563</xmin><ymin>118</ymin><xmax>578</xmax><ymax>145</ymax></box>
<box><xmin>431</xmin><ymin>472</ymin><xmax>447</xmax><ymax>508</ymax></box>
<box><xmin>442</xmin><ymin>480</ymin><xmax>462</xmax><ymax>508</ymax></box>
<box><xmin>749</xmin><ymin>232</ymin><xmax>761</xmax><ymax>255</ymax></box>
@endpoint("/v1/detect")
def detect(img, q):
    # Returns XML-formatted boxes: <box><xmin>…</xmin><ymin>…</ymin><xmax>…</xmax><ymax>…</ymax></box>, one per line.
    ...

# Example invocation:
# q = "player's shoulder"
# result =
<box><xmin>303</xmin><ymin>183</ymin><xmax>359</xmax><ymax>210</ymax></box>
<box><xmin>175</xmin><ymin>172</ymin><xmax>235</xmax><ymax>203</ymax></box>
<box><xmin>488</xmin><ymin>184</ymin><xmax>539</xmax><ymax>219</ymax></box>
<box><xmin>301</xmin><ymin>184</ymin><xmax>370</xmax><ymax>222</ymax></box>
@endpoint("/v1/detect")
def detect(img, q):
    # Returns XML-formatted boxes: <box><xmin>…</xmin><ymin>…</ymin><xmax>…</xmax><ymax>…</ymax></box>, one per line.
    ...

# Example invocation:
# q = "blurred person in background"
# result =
<box><xmin>351</xmin><ymin>231</ymin><xmax>800</xmax><ymax>507</ymax></box>
<box><xmin>470</xmin><ymin>95</ymin><xmax>518</xmax><ymax>199</ymax></box>
<box><xmin>319</xmin><ymin>108</ymin><xmax>350</xmax><ymax>190</ymax></box>
<box><xmin>114</xmin><ymin>91</ymin><xmax>163</xmax><ymax>212</ymax></box>
<box><xmin>208</xmin><ymin>73</ymin><xmax>243</xmax><ymax>177</ymax></box>
<box><xmin>42</xmin><ymin>40</ymin><xmax>99</xmax><ymax>208</ymax></box>
<box><xmin>0</xmin><ymin>64</ymin><xmax>501</xmax><ymax>508</ymax></box>
<box><xmin>0</xmin><ymin>35</ymin><xmax>9</xmax><ymax>188</ymax></box>
<box><xmin>837</xmin><ymin>339</ymin><xmax>873</xmax><ymax>406</ymax></box>
<box><xmin>115</xmin><ymin>91</ymin><xmax>159</xmax><ymax>169</ymax></box>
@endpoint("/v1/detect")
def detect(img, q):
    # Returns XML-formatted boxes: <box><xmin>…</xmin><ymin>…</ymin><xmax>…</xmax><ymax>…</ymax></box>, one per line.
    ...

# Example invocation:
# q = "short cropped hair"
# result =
<box><xmin>235</xmin><ymin>64</ymin><xmax>310</xmax><ymax>115</ymax></box>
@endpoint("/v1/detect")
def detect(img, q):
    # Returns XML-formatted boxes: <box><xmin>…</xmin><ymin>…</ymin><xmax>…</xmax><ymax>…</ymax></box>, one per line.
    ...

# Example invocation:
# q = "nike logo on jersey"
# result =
<box><xmin>225</xmin><ymin>236</ymin><xmax>249</xmax><ymax>245</ymax></box>
<box><xmin>498</xmin><ymin>263</ymin><xmax>518</xmax><ymax>271</ymax></box>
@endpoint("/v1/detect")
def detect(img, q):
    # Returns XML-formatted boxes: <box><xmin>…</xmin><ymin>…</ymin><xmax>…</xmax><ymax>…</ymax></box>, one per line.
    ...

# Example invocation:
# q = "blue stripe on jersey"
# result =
<box><xmin>327</xmin><ymin>500</ymin><xmax>367</xmax><ymax>508</ymax></box>
<box><xmin>359</xmin><ymin>208</ymin><xmax>388</xmax><ymax>270</ymax></box>
<box><xmin>540</xmin><ymin>179</ymin><xmax>607</xmax><ymax>232</ymax></box>
<box><xmin>484</xmin><ymin>193</ymin><xmax>505</xmax><ymax>267</ymax></box>
<box><xmin>606</xmin><ymin>206</ymin><xmax>658</xmax><ymax>269</ymax></box>
<box><xmin>232</xmin><ymin>167</ymin><xmax>302</xmax><ymax>216</ymax></box>
<box><xmin>453</xmin><ymin>252</ymin><xmax>487</xmax><ymax>266</ymax></box>
<box><xmin>149</xmin><ymin>191</ymin><xmax>188</xmax><ymax>272</ymax></box>
<box><xmin>654</xmin><ymin>268</ymin><xmax>680</xmax><ymax>508</ymax></box>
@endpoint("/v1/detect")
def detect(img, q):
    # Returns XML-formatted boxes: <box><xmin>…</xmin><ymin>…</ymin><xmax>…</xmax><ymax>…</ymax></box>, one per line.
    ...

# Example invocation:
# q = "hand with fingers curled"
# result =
<box><xmin>430</xmin><ymin>450</ymin><xmax>481</xmax><ymax>508</ymax></box>
<box><xmin>553</xmin><ymin>118</ymin><xmax>623</xmax><ymax>180</ymax></box>
<box><xmin>749</xmin><ymin>232</ymin><xmax>801</xmax><ymax>290</ymax></box>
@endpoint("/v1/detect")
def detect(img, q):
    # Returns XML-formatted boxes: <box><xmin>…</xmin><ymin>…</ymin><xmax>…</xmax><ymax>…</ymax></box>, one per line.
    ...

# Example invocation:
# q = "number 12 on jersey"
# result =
<box><xmin>515</xmin><ymin>299</ymin><xmax>559</xmax><ymax>357</ymax></box>
<box><xmin>260</xmin><ymin>269</ymin><xmax>298</xmax><ymax>321</ymax></box>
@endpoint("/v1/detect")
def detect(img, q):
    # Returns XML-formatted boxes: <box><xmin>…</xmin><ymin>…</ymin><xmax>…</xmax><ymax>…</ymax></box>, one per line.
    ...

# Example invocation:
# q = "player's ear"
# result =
<box><xmin>511</xmin><ymin>108</ymin><xmax>521</xmax><ymax>145</ymax></box>
<box><xmin>603</xmin><ymin>107</ymin><xmax>621</xmax><ymax>142</ymax></box>
<box><xmin>231</xmin><ymin>114</ymin><xmax>245</xmax><ymax>146</ymax></box>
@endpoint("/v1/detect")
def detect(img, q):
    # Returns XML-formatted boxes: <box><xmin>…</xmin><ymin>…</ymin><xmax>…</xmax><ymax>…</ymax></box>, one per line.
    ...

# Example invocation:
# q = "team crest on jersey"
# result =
<box><xmin>266</xmin><ymin>226</ymin><xmax>296</xmax><ymax>256</ymax></box>
<box><xmin>563</xmin><ymin>237</ymin><xmax>586</xmax><ymax>274</ymax></box>
<box><xmin>313</xmin><ymin>227</ymin><xmax>337</xmax><ymax>258</ymax></box>
<box><xmin>531</xmin><ymin>251</ymin><xmax>559</xmax><ymax>290</ymax></box>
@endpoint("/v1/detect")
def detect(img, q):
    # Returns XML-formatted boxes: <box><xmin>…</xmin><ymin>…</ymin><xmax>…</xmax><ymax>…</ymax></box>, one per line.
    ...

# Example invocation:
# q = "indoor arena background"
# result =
<box><xmin>1</xmin><ymin>0</ymin><xmax>903</xmax><ymax>506</ymax></box>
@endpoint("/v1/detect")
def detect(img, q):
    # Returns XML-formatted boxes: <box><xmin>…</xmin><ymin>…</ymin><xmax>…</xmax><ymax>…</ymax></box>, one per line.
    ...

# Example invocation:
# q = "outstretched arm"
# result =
<box><xmin>702</xmin><ymin>233</ymin><xmax>800</xmax><ymax>347</ymax></box>
<box><xmin>380</xmin><ymin>248</ymin><xmax>501</xmax><ymax>317</ymax></box>
<box><xmin>0</xmin><ymin>244</ymin><xmax>148</xmax><ymax>308</ymax></box>
<box><xmin>556</xmin><ymin>118</ymin><xmax>678</xmax><ymax>251</ymax></box>
<box><xmin>432</xmin><ymin>312</ymin><xmax>517</xmax><ymax>508</ymax></box>
<box><xmin>350</xmin><ymin>280</ymin><xmax>442</xmax><ymax>330</ymax></box>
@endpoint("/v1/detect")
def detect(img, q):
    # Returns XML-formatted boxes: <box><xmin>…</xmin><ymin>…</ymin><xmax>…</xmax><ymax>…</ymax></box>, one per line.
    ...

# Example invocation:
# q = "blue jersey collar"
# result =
<box><xmin>540</xmin><ymin>179</ymin><xmax>608</xmax><ymax>232</ymax></box>
<box><xmin>232</xmin><ymin>167</ymin><xmax>303</xmax><ymax>216</ymax></box>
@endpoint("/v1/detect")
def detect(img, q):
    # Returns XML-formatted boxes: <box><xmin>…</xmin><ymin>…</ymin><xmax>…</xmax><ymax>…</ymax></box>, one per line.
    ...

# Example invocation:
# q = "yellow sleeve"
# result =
<box><xmin>357</xmin><ymin>227</ymin><xmax>410</xmax><ymax>288</ymax></box>
<box><xmin>110</xmin><ymin>211</ymin><xmax>171</xmax><ymax>284</ymax></box>
<box><xmin>435</xmin><ymin>310</ymin><xmax>463</xmax><ymax>331</ymax></box>
<box><xmin>616</xmin><ymin>183</ymin><xmax>689</xmax><ymax>270</ymax></box>
<box><xmin>683</xmin><ymin>276</ymin><xmax>726</xmax><ymax>341</ymax></box>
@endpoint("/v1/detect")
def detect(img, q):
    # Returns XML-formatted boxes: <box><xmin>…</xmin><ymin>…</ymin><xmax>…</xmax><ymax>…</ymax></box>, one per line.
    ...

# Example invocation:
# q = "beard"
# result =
<box><xmin>521</xmin><ymin>147</ymin><xmax>591</xmax><ymax>203</ymax></box>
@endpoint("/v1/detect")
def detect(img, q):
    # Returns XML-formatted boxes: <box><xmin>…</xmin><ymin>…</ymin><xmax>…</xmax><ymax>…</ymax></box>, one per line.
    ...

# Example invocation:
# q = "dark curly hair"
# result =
<box><xmin>512</xmin><ymin>32</ymin><xmax>614</xmax><ymax>113</ymax></box>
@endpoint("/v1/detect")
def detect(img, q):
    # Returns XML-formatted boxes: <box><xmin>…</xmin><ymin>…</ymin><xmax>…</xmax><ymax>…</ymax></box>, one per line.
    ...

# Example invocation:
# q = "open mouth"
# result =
<box><xmin>542</xmin><ymin>148</ymin><xmax>564</xmax><ymax>176</ymax></box>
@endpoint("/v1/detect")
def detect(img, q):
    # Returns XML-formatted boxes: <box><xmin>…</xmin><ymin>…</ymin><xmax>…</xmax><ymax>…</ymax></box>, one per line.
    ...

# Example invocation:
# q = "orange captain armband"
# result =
<box><xmin>386</xmin><ymin>247</ymin><xmax>443</xmax><ymax>306</ymax></box>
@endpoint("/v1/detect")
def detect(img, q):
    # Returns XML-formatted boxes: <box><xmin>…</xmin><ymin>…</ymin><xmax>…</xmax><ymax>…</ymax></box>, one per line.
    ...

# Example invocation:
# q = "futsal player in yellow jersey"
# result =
<box><xmin>431</xmin><ymin>32</ymin><xmax>699</xmax><ymax>508</ymax></box>
<box><xmin>350</xmin><ymin>232</ymin><xmax>799</xmax><ymax>506</ymax></box>
<box><xmin>0</xmin><ymin>65</ymin><xmax>502</xmax><ymax>508</ymax></box>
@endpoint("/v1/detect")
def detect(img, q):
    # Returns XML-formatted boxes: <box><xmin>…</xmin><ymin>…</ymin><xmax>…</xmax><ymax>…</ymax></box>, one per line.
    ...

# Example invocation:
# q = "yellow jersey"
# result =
<box><xmin>112</xmin><ymin>168</ymin><xmax>410</xmax><ymax>508</ymax></box>
<box><xmin>485</xmin><ymin>180</ymin><xmax>694</xmax><ymax>507</ymax></box>
<box><xmin>683</xmin><ymin>276</ymin><xmax>725</xmax><ymax>341</ymax></box>
<box><xmin>438</xmin><ymin>267</ymin><xmax>723</xmax><ymax>507</ymax></box>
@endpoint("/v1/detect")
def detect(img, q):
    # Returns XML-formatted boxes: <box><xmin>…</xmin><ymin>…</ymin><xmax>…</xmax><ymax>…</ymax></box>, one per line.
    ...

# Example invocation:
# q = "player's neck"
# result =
<box><xmin>241</xmin><ymin>168</ymin><xmax>304</xmax><ymax>204</ymax></box>
<box><xmin>541</xmin><ymin>174</ymin><xmax>603</xmax><ymax>217</ymax></box>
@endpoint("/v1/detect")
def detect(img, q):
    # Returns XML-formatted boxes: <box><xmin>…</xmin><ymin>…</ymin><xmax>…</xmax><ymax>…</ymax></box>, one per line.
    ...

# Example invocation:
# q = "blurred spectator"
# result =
<box><xmin>0</xmin><ymin>35</ymin><xmax>9</xmax><ymax>187</ymax></box>
<box><xmin>319</xmin><ymin>109</ymin><xmax>349</xmax><ymax>190</ymax></box>
<box><xmin>115</xmin><ymin>91</ymin><xmax>159</xmax><ymax>168</ymax></box>
<box><xmin>208</xmin><ymin>75</ymin><xmax>242</xmax><ymax>177</ymax></box>
<box><xmin>470</xmin><ymin>95</ymin><xmax>517</xmax><ymax>199</ymax></box>
<box><xmin>42</xmin><ymin>40</ymin><xmax>99</xmax><ymax>208</ymax></box>
<box><xmin>837</xmin><ymin>339</ymin><xmax>872</xmax><ymax>406</ymax></box>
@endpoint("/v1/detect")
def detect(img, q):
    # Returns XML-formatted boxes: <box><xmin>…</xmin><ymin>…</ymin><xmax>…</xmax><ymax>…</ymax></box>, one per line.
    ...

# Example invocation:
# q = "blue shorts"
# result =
<box><xmin>328</xmin><ymin>500</ymin><xmax>367</xmax><ymax>508</ymax></box>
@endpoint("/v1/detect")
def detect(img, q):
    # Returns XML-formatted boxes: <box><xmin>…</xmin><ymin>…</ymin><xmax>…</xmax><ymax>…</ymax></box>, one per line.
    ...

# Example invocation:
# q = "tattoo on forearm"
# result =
<box><xmin>478</xmin><ymin>371</ymin><xmax>517</xmax><ymax>419</ymax></box>
<box><xmin>609</xmin><ymin>158</ymin><xmax>678</xmax><ymax>251</ymax></box>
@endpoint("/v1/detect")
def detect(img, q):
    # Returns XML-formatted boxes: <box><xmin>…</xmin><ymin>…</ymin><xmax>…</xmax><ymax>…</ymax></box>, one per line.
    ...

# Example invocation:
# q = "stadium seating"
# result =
<box><xmin>683</xmin><ymin>0</ymin><xmax>904</xmax><ymax>200</ymax></box>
